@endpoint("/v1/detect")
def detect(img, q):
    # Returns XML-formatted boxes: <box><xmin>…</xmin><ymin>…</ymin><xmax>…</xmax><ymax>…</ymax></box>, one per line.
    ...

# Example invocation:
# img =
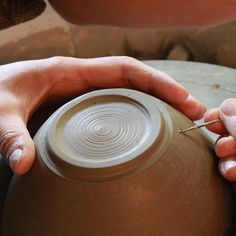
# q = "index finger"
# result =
<box><xmin>45</xmin><ymin>56</ymin><xmax>206</xmax><ymax>120</ymax></box>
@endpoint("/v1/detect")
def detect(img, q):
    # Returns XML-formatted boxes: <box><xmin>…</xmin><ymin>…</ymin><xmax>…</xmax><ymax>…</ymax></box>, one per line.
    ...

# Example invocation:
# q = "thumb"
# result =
<box><xmin>219</xmin><ymin>98</ymin><xmax>236</xmax><ymax>138</ymax></box>
<box><xmin>0</xmin><ymin>115</ymin><xmax>35</xmax><ymax>175</ymax></box>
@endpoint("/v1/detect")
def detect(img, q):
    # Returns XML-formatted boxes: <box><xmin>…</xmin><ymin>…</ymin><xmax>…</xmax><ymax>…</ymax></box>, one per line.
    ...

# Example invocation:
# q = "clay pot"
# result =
<box><xmin>1</xmin><ymin>89</ymin><xmax>235</xmax><ymax>236</ymax></box>
<box><xmin>49</xmin><ymin>0</ymin><xmax>236</xmax><ymax>28</ymax></box>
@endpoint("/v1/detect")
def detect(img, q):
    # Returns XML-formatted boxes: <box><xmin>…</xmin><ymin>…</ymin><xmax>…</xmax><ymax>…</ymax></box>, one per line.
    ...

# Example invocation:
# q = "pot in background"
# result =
<box><xmin>1</xmin><ymin>89</ymin><xmax>235</xmax><ymax>236</ymax></box>
<box><xmin>48</xmin><ymin>0</ymin><xmax>236</xmax><ymax>28</ymax></box>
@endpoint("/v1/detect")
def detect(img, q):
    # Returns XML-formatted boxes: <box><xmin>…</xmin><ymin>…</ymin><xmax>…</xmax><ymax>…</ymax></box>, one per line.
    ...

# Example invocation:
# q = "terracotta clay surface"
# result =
<box><xmin>1</xmin><ymin>89</ymin><xmax>235</xmax><ymax>236</ymax></box>
<box><xmin>1</xmin><ymin>3</ymin><xmax>236</xmax><ymax>68</ymax></box>
<box><xmin>49</xmin><ymin>0</ymin><xmax>236</xmax><ymax>28</ymax></box>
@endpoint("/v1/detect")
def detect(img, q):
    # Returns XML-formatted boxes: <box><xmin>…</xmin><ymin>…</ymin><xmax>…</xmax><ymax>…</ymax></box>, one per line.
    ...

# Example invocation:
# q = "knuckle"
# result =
<box><xmin>0</xmin><ymin>94</ymin><xmax>16</xmax><ymax>112</ymax></box>
<box><xmin>44</xmin><ymin>56</ymin><xmax>68</xmax><ymax>89</ymax></box>
<box><xmin>119</xmin><ymin>56</ymin><xmax>138</xmax><ymax>78</ymax></box>
<box><xmin>119</xmin><ymin>56</ymin><xmax>138</xmax><ymax>65</ymax></box>
<box><xmin>0</xmin><ymin>131</ymin><xmax>22</xmax><ymax>157</ymax></box>
<box><xmin>47</xmin><ymin>56</ymin><xmax>67</xmax><ymax>67</ymax></box>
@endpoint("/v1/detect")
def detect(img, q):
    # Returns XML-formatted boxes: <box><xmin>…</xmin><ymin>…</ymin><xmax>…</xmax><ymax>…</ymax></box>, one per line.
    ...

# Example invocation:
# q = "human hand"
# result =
<box><xmin>0</xmin><ymin>56</ymin><xmax>206</xmax><ymax>175</ymax></box>
<box><xmin>204</xmin><ymin>98</ymin><xmax>236</xmax><ymax>181</ymax></box>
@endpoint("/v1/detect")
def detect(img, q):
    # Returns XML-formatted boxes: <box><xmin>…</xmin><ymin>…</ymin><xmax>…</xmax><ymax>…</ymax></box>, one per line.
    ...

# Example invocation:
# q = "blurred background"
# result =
<box><xmin>0</xmin><ymin>0</ymin><xmax>235</xmax><ymax>68</ymax></box>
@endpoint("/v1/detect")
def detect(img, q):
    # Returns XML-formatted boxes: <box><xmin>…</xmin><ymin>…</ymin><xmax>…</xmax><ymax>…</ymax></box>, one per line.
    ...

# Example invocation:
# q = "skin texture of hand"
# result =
<box><xmin>204</xmin><ymin>98</ymin><xmax>236</xmax><ymax>182</ymax></box>
<box><xmin>0</xmin><ymin>56</ymin><xmax>206</xmax><ymax>175</ymax></box>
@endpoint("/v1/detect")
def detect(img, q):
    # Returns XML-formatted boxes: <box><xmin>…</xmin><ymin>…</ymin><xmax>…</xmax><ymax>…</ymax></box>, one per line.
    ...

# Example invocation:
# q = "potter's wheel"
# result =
<box><xmin>144</xmin><ymin>60</ymin><xmax>236</xmax><ymax>140</ymax></box>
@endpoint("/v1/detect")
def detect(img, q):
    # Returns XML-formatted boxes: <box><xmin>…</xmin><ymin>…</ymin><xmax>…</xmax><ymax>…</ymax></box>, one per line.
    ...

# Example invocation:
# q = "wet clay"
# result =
<box><xmin>1</xmin><ymin>89</ymin><xmax>235</xmax><ymax>236</ymax></box>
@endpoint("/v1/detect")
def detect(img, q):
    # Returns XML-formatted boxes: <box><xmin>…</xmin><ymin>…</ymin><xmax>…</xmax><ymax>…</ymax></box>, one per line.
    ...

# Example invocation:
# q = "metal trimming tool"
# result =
<box><xmin>179</xmin><ymin>119</ymin><xmax>220</xmax><ymax>134</ymax></box>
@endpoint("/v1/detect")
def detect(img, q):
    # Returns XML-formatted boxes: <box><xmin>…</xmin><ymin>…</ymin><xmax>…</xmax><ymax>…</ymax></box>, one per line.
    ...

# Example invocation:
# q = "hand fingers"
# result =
<box><xmin>0</xmin><ymin>56</ymin><xmax>206</xmax><ymax>175</ymax></box>
<box><xmin>215</xmin><ymin>135</ymin><xmax>236</xmax><ymax>158</ymax></box>
<box><xmin>173</xmin><ymin>94</ymin><xmax>206</xmax><ymax>121</ymax></box>
<box><xmin>204</xmin><ymin>107</ymin><xmax>236</xmax><ymax>181</ymax></box>
<box><xmin>0</xmin><ymin>114</ymin><xmax>35</xmax><ymax>175</ymax></box>
<box><xmin>203</xmin><ymin>108</ymin><xmax>228</xmax><ymax>135</ymax></box>
<box><xmin>203</xmin><ymin>99</ymin><xmax>236</xmax><ymax>182</ymax></box>
<box><xmin>219</xmin><ymin>157</ymin><xmax>236</xmax><ymax>182</ymax></box>
<box><xmin>219</xmin><ymin>98</ymin><xmax>236</xmax><ymax>138</ymax></box>
<box><xmin>45</xmin><ymin>56</ymin><xmax>206</xmax><ymax>120</ymax></box>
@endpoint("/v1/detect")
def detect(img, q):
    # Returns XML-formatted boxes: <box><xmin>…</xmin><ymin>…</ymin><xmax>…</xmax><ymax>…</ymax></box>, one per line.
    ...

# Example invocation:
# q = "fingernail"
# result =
<box><xmin>220</xmin><ymin>159</ymin><xmax>236</xmax><ymax>181</ymax></box>
<box><xmin>221</xmin><ymin>99</ymin><xmax>236</xmax><ymax>116</ymax></box>
<box><xmin>220</xmin><ymin>99</ymin><xmax>236</xmax><ymax>138</ymax></box>
<box><xmin>9</xmin><ymin>149</ymin><xmax>23</xmax><ymax>170</ymax></box>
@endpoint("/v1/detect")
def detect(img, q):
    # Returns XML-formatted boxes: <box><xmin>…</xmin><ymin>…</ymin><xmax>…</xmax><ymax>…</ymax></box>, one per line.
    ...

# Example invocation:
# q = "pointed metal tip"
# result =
<box><xmin>178</xmin><ymin>119</ymin><xmax>220</xmax><ymax>134</ymax></box>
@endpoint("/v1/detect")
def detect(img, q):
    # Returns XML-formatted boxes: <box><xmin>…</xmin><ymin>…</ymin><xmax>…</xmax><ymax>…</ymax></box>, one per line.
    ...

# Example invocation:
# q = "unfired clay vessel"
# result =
<box><xmin>48</xmin><ymin>0</ymin><xmax>236</xmax><ymax>28</ymax></box>
<box><xmin>1</xmin><ymin>89</ymin><xmax>235</xmax><ymax>236</ymax></box>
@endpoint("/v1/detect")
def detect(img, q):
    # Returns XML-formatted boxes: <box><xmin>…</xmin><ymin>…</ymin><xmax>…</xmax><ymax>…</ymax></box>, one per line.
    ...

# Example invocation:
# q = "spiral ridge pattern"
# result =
<box><xmin>52</xmin><ymin>96</ymin><xmax>157</xmax><ymax>168</ymax></box>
